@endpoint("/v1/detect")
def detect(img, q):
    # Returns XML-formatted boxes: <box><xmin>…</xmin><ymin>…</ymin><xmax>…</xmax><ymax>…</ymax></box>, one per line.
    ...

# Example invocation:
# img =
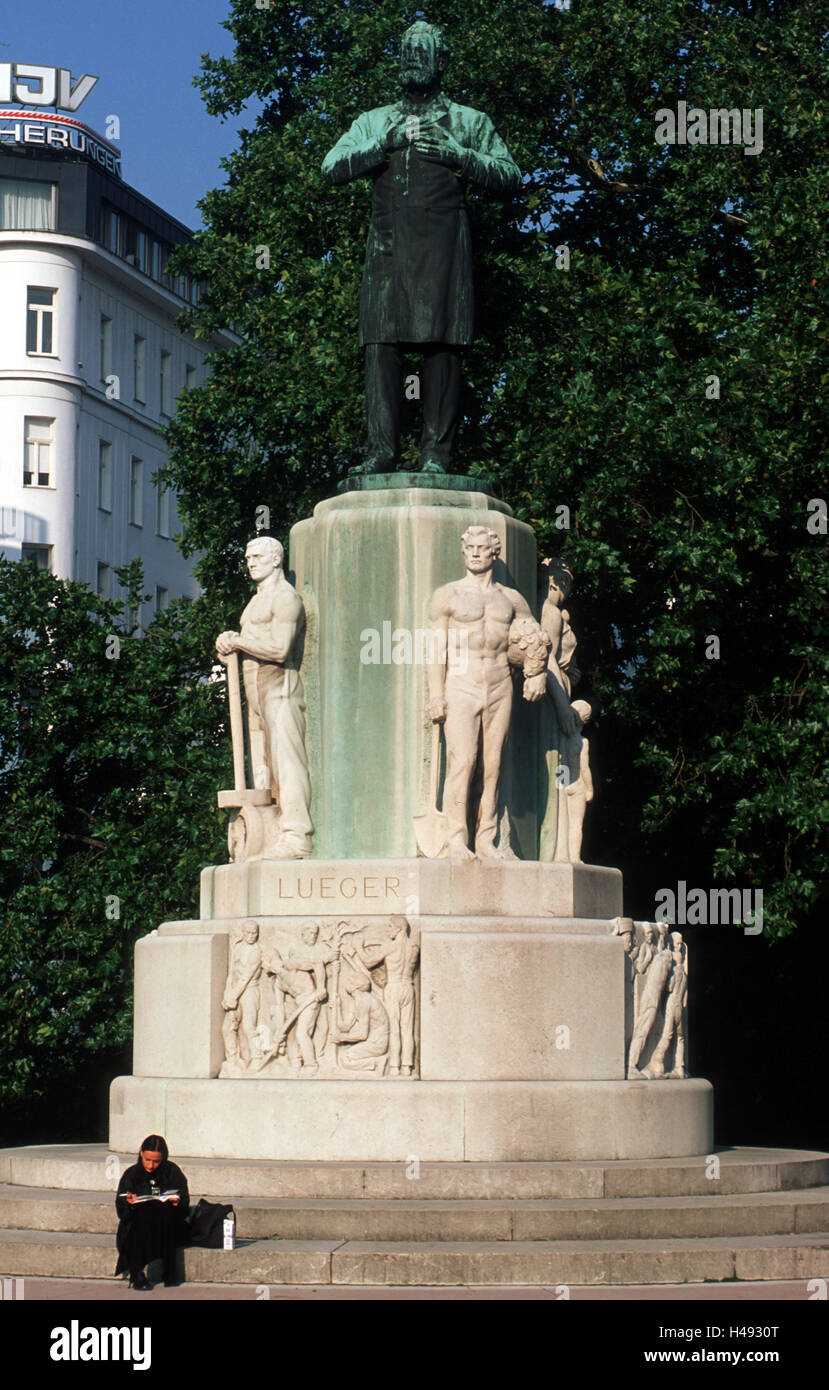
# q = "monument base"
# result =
<box><xmin>112</xmin><ymin>858</ymin><xmax>707</xmax><ymax>1161</ymax></box>
<box><xmin>110</xmin><ymin>1076</ymin><xmax>712</xmax><ymax>1162</ymax></box>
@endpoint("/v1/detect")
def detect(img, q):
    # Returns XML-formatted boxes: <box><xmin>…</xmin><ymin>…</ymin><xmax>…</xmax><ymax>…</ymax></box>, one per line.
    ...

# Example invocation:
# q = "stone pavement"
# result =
<box><xmin>14</xmin><ymin>1276</ymin><xmax>814</xmax><ymax>1300</ymax></box>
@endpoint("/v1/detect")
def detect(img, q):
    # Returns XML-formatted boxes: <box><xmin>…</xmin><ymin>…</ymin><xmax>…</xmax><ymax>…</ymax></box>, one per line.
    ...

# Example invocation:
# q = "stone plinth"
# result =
<box><xmin>133</xmin><ymin>931</ymin><xmax>226</xmax><ymax>1080</ymax></box>
<box><xmin>112</xmin><ymin>858</ymin><xmax>714</xmax><ymax>1160</ymax></box>
<box><xmin>110</xmin><ymin>1076</ymin><xmax>712</xmax><ymax>1162</ymax></box>
<box><xmin>289</xmin><ymin>484</ymin><xmax>540</xmax><ymax>859</ymax></box>
<box><xmin>199</xmin><ymin>858</ymin><xmax>623</xmax><ymax>920</ymax></box>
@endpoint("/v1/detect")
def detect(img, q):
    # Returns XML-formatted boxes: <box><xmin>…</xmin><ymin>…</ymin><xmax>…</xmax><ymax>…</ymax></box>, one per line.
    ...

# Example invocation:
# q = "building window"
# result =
<box><xmin>150</xmin><ymin>242</ymin><xmax>162</xmax><ymax>280</ymax></box>
<box><xmin>160</xmin><ymin>350</ymin><xmax>172</xmax><ymax>415</ymax></box>
<box><xmin>97</xmin><ymin>563</ymin><xmax>112</xmax><ymax>599</ymax></box>
<box><xmin>155</xmin><ymin>480</ymin><xmax>171</xmax><ymax>538</ymax></box>
<box><xmin>100</xmin><ymin>315</ymin><xmax>113</xmax><ymax>383</ymax></box>
<box><xmin>135</xmin><ymin>230</ymin><xmax>149</xmax><ymax>274</ymax></box>
<box><xmin>104</xmin><ymin>207</ymin><xmax>121</xmax><ymax>255</ymax></box>
<box><xmin>98</xmin><ymin>440</ymin><xmax>113</xmax><ymax>512</ymax></box>
<box><xmin>27</xmin><ymin>288</ymin><xmax>56</xmax><ymax>355</ymax></box>
<box><xmin>134</xmin><ymin>335</ymin><xmax>146</xmax><ymax>402</ymax></box>
<box><xmin>185</xmin><ymin>364</ymin><xmax>197</xmax><ymax>391</ymax></box>
<box><xmin>129</xmin><ymin>457</ymin><xmax>143</xmax><ymax>527</ymax></box>
<box><xmin>155</xmin><ymin>586</ymin><xmax>169</xmax><ymax>614</ymax></box>
<box><xmin>21</xmin><ymin>543</ymin><xmax>52</xmax><ymax>572</ymax></box>
<box><xmin>0</xmin><ymin>178</ymin><xmax>56</xmax><ymax>230</ymax></box>
<box><xmin>23</xmin><ymin>417</ymin><xmax>53</xmax><ymax>487</ymax></box>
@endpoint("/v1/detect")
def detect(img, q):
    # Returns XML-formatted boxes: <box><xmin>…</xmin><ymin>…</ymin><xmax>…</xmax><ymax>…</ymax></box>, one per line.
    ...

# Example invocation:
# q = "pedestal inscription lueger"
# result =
<box><xmin>219</xmin><ymin>916</ymin><xmax>421</xmax><ymax>1079</ymax></box>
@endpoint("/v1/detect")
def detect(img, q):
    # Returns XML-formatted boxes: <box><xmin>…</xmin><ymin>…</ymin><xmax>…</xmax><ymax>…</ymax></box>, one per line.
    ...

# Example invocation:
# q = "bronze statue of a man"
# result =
<box><xmin>321</xmin><ymin>21</ymin><xmax>521</xmax><ymax>477</ymax></box>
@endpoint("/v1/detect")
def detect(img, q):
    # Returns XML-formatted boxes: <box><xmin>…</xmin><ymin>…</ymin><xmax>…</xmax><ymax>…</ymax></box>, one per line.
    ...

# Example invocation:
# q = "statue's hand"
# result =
<box><xmin>383</xmin><ymin>116</ymin><xmax>411</xmax><ymax>154</ymax></box>
<box><xmin>216</xmin><ymin>631</ymin><xmax>238</xmax><ymax>656</ymax></box>
<box><xmin>414</xmin><ymin>127</ymin><xmax>465</xmax><ymax>171</ymax></box>
<box><xmin>523</xmin><ymin>672</ymin><xmax>547</xmax><ymax>703</ymax></box>
<box><xmin>426</xmin><ymin>697</ymin><xmax>447</xmax><ymax>724</ymax></box>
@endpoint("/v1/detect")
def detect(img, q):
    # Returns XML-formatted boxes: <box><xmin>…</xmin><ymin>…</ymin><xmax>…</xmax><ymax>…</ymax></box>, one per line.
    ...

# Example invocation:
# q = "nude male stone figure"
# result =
<box><xmin>360</xmin><ymin>916</ymin><xmax>420</xmax><ymax>1076</ymax></box>
<box><xmin>221</xmin><ymin>920</ymin><xmax>262</xmax><ymax>1072</ymax></box>
<box><xmin>267</xmin><ymin>924</ymin><xmax>332</xmax><ymax>1075</ymax></box>
<box><xmin>426</xmin><ymin>525</ymin><xmax>547</xmax><ymax>859</ymax></box>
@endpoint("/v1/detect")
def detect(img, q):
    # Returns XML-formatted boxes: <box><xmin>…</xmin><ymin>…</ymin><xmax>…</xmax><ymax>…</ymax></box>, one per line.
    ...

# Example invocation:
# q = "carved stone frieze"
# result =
<box><xmin>219</xmin><ymin>916</ymin><xmax>420</xmax><ymax>1079</ymax></box>
<box><xmin>612</xmin><ymin>917</ymin><xmax>690</xmax><ymax>1080</ymax></box>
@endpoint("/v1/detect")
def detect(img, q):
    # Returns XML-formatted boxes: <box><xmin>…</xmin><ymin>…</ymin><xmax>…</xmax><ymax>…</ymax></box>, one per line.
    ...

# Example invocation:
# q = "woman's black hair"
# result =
<box><xmin>137</xmin><ymin>1134</ymin><xmax>169</xmax><ymax>1163</ymax></box>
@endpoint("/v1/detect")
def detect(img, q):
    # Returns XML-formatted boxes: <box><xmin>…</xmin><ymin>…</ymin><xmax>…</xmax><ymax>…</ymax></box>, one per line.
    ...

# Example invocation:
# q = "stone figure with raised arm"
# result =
<box><xmin>216</xmin><ymin>535</ymin><xmax>313</xmax><ymax>859</ymax></box>
<box><xmin>321</xmin><ymin>20</ymin><xmax>521</xmax><ymax>476</ymax></box>
<box><xmin>263</xmin><ymin>924</ymin><xmax>333</xmax><ymax>1076</ymax></box>
<box><xmin>426</xmin><ymin>525</ymin><xmax>549</xmax><ymax>860</ymax></box>
<box><xmin>220</xmin><ymin>920</ymin><xmax>262</xmax><ymax>1074</ymax></box>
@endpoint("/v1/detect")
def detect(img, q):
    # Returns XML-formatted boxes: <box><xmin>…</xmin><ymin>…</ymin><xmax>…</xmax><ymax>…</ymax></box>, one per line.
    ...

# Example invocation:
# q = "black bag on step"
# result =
<box><xmin>187</xmin><ymin>1198</ymin><xmax>234</xmax><ymax>1248</ymax></box>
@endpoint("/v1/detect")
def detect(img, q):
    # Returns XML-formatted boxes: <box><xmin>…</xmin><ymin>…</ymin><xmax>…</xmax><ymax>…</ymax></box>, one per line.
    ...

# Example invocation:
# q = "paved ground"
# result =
<box><xmin>11</xmin><ymin>1276</ymin><xmax>815</xmax><ymax>1300</ymax></box>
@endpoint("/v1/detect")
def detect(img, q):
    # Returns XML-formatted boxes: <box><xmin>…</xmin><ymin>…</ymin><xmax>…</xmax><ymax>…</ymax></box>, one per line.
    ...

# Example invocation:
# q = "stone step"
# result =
<box><xmin>3</xmin><ymin>1145</ymin><xmax>827</xmax><ymax>1200</ymax></box>
<box><xmin>2</xmin><ymin>1228</ymin><xmax>829</xmax><ymax>1286</ymax></box>
<box><xmin>3</xmin><ymin>1183</ymin><xmax>829</xmax><ymax>1243</ymax></box>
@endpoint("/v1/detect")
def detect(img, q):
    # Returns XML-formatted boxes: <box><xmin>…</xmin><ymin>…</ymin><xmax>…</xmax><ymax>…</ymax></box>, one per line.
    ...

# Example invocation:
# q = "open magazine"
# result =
<box><xmin>131</xmin><ymin>1190</ymin><xmax>181</xmax><ymax>1203</ymax></box>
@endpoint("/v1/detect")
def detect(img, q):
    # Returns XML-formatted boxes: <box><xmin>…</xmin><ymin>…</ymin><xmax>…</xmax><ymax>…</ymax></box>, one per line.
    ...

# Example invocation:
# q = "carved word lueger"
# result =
<box><xmin>275</xmin><ymin>874</ymin><xmax>403</xmax><ymax>901</ymax></box>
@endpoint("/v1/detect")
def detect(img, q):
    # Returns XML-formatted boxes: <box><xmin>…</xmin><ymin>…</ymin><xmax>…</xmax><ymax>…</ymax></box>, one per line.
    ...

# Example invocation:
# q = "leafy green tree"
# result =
<box><xmin>0</xmin><ymin>559</ymin><xmax>226</xmax><ymax>1123</ymax></box>
<box><xmin>164</xmin><ymin>0</ymin><xmax>827</xmax><ymax>936</ymax></box>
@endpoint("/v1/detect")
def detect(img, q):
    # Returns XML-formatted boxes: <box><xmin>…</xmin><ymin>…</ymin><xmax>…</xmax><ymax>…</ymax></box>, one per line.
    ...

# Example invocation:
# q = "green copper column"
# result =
<box><xmin>289</xmin><ymin>476</ymin><xmax>540</xmax><ymax>860</ymax></box>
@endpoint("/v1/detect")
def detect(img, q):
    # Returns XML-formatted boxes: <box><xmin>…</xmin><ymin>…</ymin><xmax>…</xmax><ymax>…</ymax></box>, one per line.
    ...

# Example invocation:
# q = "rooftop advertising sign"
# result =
<box><xmin>0</xmin><ymin>64</ymin><xmax>98</xmax><ymax>111</ymax></box>
<box><xmin>0</xmin><ymin>63</ymin><xmax>121</xmax><ymax>178</ymax></box>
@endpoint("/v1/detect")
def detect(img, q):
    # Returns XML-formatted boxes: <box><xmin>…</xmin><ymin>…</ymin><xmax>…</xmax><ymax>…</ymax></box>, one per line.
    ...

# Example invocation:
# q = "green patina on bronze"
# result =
<box><xmin>321</xmin><ymin>20</ymin><xmax>520</xmax><ymax>478</ymax></box>
<box><xmin>335</xmin><ymin>471</ymin><xmax>494</xmax><ymax>496</ymax></box>
<box><xmin>289</xmin><ymin>487</ymin><xmax>540</xmax><ymax>861</ymax></box>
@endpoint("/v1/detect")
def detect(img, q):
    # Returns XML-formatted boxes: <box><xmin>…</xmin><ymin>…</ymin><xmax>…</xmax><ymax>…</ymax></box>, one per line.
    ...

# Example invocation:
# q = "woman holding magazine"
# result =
<box><xmin>114</xmin><ymin>1134</ymin><xmax>190</xmax><ymax>1289</ymax></box>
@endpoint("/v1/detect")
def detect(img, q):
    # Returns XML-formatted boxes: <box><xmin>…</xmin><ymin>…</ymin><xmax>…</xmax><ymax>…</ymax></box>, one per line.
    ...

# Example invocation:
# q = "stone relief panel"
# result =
<box><xmin>219</xmin><ymin>916</ymin><xmax>420</xmax><ymax>1079</ymax></box>
<box><xmin>612</xmin><ymin>917</ymin><xmax>689</xmax><ymax>1080</ymax></box>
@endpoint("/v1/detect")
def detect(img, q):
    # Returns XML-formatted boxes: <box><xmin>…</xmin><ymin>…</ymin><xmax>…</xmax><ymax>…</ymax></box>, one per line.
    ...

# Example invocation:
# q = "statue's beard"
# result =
<box><xmin>398</xmin><ymin>59</ymin><xmax>438</xmax><ymax>91</ymax></box>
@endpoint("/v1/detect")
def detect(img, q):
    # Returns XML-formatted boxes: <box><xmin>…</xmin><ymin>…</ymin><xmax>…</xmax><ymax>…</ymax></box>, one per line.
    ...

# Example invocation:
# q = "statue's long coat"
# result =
<box><xmin>322</xmin><ymin>93</ymin><xmax>521</xmax><ymax>346</ymax></box>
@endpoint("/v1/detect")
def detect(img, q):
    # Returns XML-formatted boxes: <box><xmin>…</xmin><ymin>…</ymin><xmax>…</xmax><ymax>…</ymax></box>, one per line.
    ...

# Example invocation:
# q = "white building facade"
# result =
<box><xmin>0</xmin><ymin>76</ymin><xmax>223</xmax><ymax>620</ymax></box>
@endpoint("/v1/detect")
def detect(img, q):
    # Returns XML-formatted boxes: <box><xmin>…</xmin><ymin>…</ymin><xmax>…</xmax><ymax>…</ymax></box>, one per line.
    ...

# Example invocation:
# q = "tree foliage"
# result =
<box><xmin>160</xmin><ymin>0</ymin><xmax>826</xmax><ymax>939</ymax></box>
<box><xmin>0</xmin><ymin>560</ymin><xmax>227</xmax><ymax>1111</ymax></box>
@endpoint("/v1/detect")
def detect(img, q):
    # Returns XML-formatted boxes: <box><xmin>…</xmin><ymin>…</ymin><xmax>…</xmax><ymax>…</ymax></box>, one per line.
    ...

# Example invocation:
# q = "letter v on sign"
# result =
<box><xmin>58</xmin><ymin>70</ymin><xmax>98</xmax><ymax>111</ymax></box>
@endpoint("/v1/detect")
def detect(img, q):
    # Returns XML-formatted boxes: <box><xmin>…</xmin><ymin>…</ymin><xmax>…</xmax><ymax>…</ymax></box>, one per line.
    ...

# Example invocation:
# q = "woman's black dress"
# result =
<box><xmin>114</xmin><ymin>1160</ymin><xmax>190</xmax><ymax>1281</ymax></box>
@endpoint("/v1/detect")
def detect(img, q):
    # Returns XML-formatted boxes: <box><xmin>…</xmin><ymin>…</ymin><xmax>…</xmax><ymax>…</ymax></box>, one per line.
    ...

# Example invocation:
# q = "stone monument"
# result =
<box><xmin>109</xmin><ymin>20</ymin><xmax>711</xmax><ymax>1164</ymax></box>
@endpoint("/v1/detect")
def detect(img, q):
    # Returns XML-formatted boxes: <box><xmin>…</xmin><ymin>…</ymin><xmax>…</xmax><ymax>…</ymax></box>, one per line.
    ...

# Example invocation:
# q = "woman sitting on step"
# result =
<box><xmin>114</xmin><ymin>1134</ymin><xmax>190</xmax><ymax>1289</ymax></box>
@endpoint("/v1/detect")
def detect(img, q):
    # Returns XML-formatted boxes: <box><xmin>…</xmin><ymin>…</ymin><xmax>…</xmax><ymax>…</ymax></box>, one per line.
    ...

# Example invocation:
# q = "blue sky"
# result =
<box><xmin>1</xmin><ymin>0</ymin><xmax>251</xmax><ymax>228</ymax></box>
